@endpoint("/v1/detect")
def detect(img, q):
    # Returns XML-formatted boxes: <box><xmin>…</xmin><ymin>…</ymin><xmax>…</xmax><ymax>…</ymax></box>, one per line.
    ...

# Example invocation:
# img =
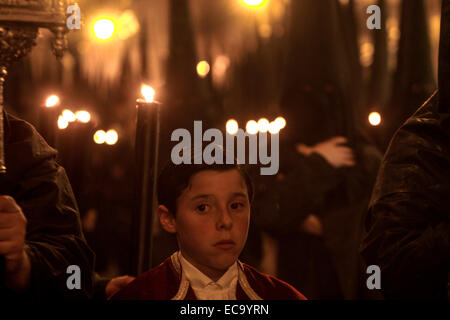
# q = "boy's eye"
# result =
<box><xmin>230</xmin><ymin>202</ymin><xmax>245</xmax><ymax>210</ymax></box>
<box><xmin>196</xmin><ymin>204</ymin><xmax>209</xmax><ymax>212</ymax></box>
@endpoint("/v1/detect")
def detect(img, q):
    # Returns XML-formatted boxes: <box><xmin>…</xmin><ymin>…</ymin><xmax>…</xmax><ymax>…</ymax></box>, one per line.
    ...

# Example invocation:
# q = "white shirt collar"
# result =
<box><xmin>178</xmin><ymin>252</ymin><xmax>238</xmax><ymax>299</ymax></box>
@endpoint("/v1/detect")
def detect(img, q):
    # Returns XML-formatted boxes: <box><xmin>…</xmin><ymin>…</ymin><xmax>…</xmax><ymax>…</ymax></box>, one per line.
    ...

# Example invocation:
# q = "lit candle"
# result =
<box><xmin>134</xmin><ymin>85</ymin><xmax>161</xmax><ymax>275</ymax></box>
<box><xmin>39</xmin><ymin>95</ymin><xmax>61</xmax><ymax>148</ymax></box>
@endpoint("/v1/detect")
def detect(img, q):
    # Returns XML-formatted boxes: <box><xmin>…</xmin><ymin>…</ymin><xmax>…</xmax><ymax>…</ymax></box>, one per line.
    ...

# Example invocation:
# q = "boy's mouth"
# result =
<box><xmin>214</xmin><ymin>240</ymin><xmax>235</xmax><ymax>249</ymax></box>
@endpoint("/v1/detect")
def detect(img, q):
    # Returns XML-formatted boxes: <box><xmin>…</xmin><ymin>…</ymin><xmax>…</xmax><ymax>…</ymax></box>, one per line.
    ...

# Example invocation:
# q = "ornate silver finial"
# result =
<box><xmin>0</xmin><ymin>0</ymin><xmax>69</xmax><ymax>173</ymax></box>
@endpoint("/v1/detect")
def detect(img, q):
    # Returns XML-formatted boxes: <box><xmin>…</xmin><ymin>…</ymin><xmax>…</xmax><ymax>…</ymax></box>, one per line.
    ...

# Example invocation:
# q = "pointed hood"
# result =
<box><xmin>367</xmin><ymin>0</ymin><xmax>390</xmax><ymax>113</ymax></box>
<box><xmin>339</xmin><ymin>0</ymin><xmax>363</xmax><ymax>110</ymax></box>
<box><xmin>281</xmin><ymin>0</ymin><xmax>356</xmax><ymax>145</ymax></box>
<box><xmin>165</xmin><ymin>0</ymin><xmax>199</xmax><ymax>104</ymax></box>
<box><xmin>389</xmin><ymin>0</ymin><xmax>436</xmax><ymax>123</ymax></box>
<box><xmin>439</xmin><ymin>0</ymin><xmax>450</xmax><ymax>113</ymax></box>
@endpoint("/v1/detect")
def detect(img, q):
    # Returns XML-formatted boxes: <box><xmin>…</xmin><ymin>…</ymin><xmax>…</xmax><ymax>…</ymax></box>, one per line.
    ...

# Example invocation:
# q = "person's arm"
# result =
<box><xmin>3</xmin><ymin>115</ymin><xmax>95</xmax><ymax>298</ymax></box>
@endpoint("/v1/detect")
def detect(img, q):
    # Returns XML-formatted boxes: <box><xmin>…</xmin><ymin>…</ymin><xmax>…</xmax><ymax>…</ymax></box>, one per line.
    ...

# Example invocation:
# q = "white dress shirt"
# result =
<box><xmin>179</xmin><ymin>252</ymin><xmax>238</xmax><ymax>300</ymax></box>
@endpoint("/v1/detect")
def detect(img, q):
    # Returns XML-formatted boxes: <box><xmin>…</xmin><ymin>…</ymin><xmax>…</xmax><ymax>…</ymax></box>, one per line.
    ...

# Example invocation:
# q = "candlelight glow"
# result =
<box><xmin>141</xmin><ymin>85</ymin><xmax>155</xmax><ymax>103</ymax></box>
<box><xmin>45</xmin><ymin>95</ymin><xmax>60</xmax><ymax>108</ymax></box>
<box><xmin>105</xmin><ymin>129</ymin><xmax>119</xmax><ymax>145</ymax></box>
<box><xmin>257</xmin><ymin>118</ymin><xmax>270</xmax><ymax>133</ymax></box>
<box><xmin>57</xmin><ymin>116</ymin><xmax>69</xmax><ymax>130</ymax></box>
<box><xmin>242</xmin><ymin>0</ymin><xmax>267</xmax><ymax>8</ymax></box>
<box><xmin>213</xmin><ymin>55</ymin><xmax>230</xmax><ymax>86</ymax></box>
<box><xmin>259</xmin><ymin>24</ymin><xmax>272</xmax><ymax>38</ymax></box>
<box><xmin>196</xmin><ymin>61</ymin><xmax>210</xmax><ymax>78</ymax></box>
<box><xmin>268</xmin><ymin>121</ymin><xmax>280</xmax><ymax>134</ymax></box>
<box><xmin>274</xmin><ymin>116</ymin><xmax>286</xmax><ymax>130</ymax></box>
<box><xmin>246</xmin><ymin>120</ymin><xmax>259</xmax><ymax>135</ymax></box>
<box><xmin>94</xmin><ymin>130</ymin><xmax>106</xmax><ymax>144</ymax></box>
<box><xmin>117</xmin><ymin>10</ymin><xmax>140</xmax><ymax>40</ymax></box>
<box><xmin>62</xmin><ymin>109</ymin><xmax>77</xmax><ymax>123</ymax></box>
<box><xmin>369</xmin><ymin>112</ymin><xmax>382</xmax><ymax>126</ymax></box>
<box><xmin>226</xmin><ymin>119</ymin><xmax>239</xmax><ymax>135</ymax></box>
<box><xmin>75</xmin><ymin>111</ymin><xmax>91</xmax><ymax>123</ymax></box>
<box><xmin>93</xmin><ymin>18</ymin><xmax>116</xmax><ymax>41</ymax></box>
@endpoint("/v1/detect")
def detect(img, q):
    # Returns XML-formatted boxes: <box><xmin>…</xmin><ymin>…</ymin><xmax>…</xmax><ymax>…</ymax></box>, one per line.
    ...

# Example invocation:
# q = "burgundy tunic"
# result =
<box><xmin>112</xmin><ymin>253</ymin><xmax>306</xmax><ymax>300</ymax></box>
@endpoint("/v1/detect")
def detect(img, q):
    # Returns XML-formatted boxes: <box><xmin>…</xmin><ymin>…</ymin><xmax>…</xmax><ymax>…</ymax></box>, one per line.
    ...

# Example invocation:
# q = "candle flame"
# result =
<box><xmin>94</xmin><ymin>130</ymin><xmax>106</xmax><ymax>144</ymax></box>
<box><xmin>257</xmin><ymin>118</ymin><xmax>270</xmax><ymax>133</ymax></box>
<box><xmin>45</xmin><ymin>95</ymin><xmax>60</xmax><ymax>108</ymax></box>
<box><xmin>57</xmin><ymin>116</ymin><xmax>69</xmax><ymax>130</ymax></box>
<box><xmin>268</xmin><ymin>121</ymin><xmax>280</xmax><ymax>134</ymax></box>
<box><xmin>105</xmin><ymin>129</ymin><xmax>119</xmax><ymax>145</ymax></box>
<box><xmin>368</xmin><ymin>112</ymin><xmax>381</xmax><ymax>126</ymax></box>
<box><xmin>75</xmin><ymin>111</ymin><xmax>91</xmax><ymax>123</ymax></box>
<box><xmin>141</xmin><ymin>85</ymin><xmax>155</xmax><ymax>103</ymax></box>
<box><xmin>274</xmin><ymin>116</ymin><xmax>286</xmax><ymax>130</ymax></box>
<box><xmin>93</xmin><ymin>18</ymin><xmax>116</xmax><ymax>41</ymax></box>
<box><xmin>246</xmin><ymin>120</ymin><xmax>259</xmax><ymax>135</ymax></box>
<box><xmin>62</xmin><ymin>109</ymin><xmax>77</xmax><ymax>123</ymax></box>
<box><xmin>226</xmin><ymin>119</ymin><xmax>239</xmax><ymax>135</ymax></box>
<box><xmin>196</xmin><ymin>61</ymin><xmax>210</xmax><ymax>78</ymax></box>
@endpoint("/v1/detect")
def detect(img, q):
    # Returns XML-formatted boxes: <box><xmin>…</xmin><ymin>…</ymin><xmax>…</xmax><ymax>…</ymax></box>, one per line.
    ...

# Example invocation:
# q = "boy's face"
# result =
<box><xmin>160</xmin><ymin>169</ymin><xmax>250</xmax><ymax>280</ymax></box>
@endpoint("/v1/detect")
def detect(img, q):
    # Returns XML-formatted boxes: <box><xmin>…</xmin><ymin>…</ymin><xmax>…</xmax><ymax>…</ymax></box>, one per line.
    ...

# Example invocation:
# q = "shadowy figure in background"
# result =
<box><xmin>253</xmin><ymin>135</ymin><xmax>381</xmax><ymax>299</ymax></box>
<box><xmin>259</xmin><ymin>0</ymin><xmax>382</xmax><ymax>299</ymax></box>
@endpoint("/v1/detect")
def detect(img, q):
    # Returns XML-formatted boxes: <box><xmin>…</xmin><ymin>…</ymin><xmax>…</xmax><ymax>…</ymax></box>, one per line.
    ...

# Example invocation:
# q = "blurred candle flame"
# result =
<box><xmin>368</xmin><ymin>112</ymin><xmax>381</xmax><ymax>126</ymax></box>
<box><xmin>226</xmin><ymin>119</ymin><xmax>239</xmax><ymax>135</ymax></box>
<box><xmin>75</xmin><ymin>111</ymin><xmax>91</xmax><ymax>123</ymax></box>
<box><xmin>62</xmin><ymin>109</ymin><xmax>77</xmax><ymax>123</ymax></box>
<box><xmin>45</xmin><ymin>95</ymin><xmax>60</xmax><ymax>108</ymax></box>
<box><xmin>57</xmin><ymin>116</ymin><xmax>69</xmax><ymax>130</ymax></box>
<box><xmin>141</xmin><ymin>85</ymin><xmax>155</xmax><ymax>103</ymax></box>
<box><xmin>246</xmin><ymin>120</ymin><xmax>259</xmax><ymax>135</ymax></box>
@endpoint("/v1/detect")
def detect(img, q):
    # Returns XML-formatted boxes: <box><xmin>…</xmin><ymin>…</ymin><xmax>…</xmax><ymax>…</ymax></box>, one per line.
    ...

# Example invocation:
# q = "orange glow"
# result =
<box><xmin>242</xmin><ymin>0</ymin><xmax>267</xmax><ymax>8</ymax></box>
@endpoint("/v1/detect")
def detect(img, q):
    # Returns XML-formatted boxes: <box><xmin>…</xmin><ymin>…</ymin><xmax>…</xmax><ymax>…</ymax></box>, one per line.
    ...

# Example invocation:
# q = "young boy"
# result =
<box><xmin>113</xmin><ymin>160</ymin><xmax>306</xmax><ymax>300</ymax></box>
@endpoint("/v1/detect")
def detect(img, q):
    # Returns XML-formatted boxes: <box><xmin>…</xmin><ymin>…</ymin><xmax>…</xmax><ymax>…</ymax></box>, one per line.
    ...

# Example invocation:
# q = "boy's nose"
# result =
<box><xmin>216</xmin><ymin>207</ymin><xmax>233</xmax><ymax>230</ymax></box>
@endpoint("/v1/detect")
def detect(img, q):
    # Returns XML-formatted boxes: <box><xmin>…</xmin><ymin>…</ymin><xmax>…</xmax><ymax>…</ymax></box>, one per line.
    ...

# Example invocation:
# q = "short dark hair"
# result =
<box><xmin>157</xmin><ymin>160</ymin><xmax>254</xmax><ymax>215</ymax></box>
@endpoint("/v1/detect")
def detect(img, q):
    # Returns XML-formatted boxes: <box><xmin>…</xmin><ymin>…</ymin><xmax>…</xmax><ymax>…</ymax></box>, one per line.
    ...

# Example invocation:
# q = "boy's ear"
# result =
<box><xmin>158</xmin><ymin>205</ymin><xmax>177</xmax><ymax>234</ymax></box>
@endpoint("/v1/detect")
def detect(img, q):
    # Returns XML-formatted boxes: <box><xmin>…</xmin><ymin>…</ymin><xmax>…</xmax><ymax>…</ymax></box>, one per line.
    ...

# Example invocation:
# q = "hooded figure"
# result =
<box><xmin>254</xmin><ymin>0</ymin><xmax>382</xmax><ymax>299</ymax></box>
<box><xmin>360</xmin><ymin>0</ymin><xmax>450</xmax><ymax>299</ymax></box>
<box><xmin>382</xmin><ymin>0</ymin><xmax>436</xmax><ymax>149</ymax></box>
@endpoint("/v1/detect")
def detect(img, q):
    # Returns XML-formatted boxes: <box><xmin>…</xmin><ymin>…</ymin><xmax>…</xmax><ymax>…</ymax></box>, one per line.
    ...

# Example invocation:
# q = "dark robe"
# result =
<box><xmin>111</xmin><ymin>252</ymin><xmax>306</xmax><ymax>300</ymax></box>
<box><xmin>253</xmin><ymin>140</ymin><xmax>381</xmax><ymax>299</ymax></box>
<box><xmin>360</xmin><ymin>92</ymin><xmax>450</xmax><ymax>299</ymax></box>
<box><xmin>0</xmin><ymin>112</ymin><xmax>94</xmax><ymax>299</ymax></box>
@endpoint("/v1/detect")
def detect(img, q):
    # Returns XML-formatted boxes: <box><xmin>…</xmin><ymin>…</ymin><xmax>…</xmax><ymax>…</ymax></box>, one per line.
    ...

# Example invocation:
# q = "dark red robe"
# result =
<box><xmin>112</xmin><ymin>253</ymin><xmax>306</xmax><ymax>300</ymax></box>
